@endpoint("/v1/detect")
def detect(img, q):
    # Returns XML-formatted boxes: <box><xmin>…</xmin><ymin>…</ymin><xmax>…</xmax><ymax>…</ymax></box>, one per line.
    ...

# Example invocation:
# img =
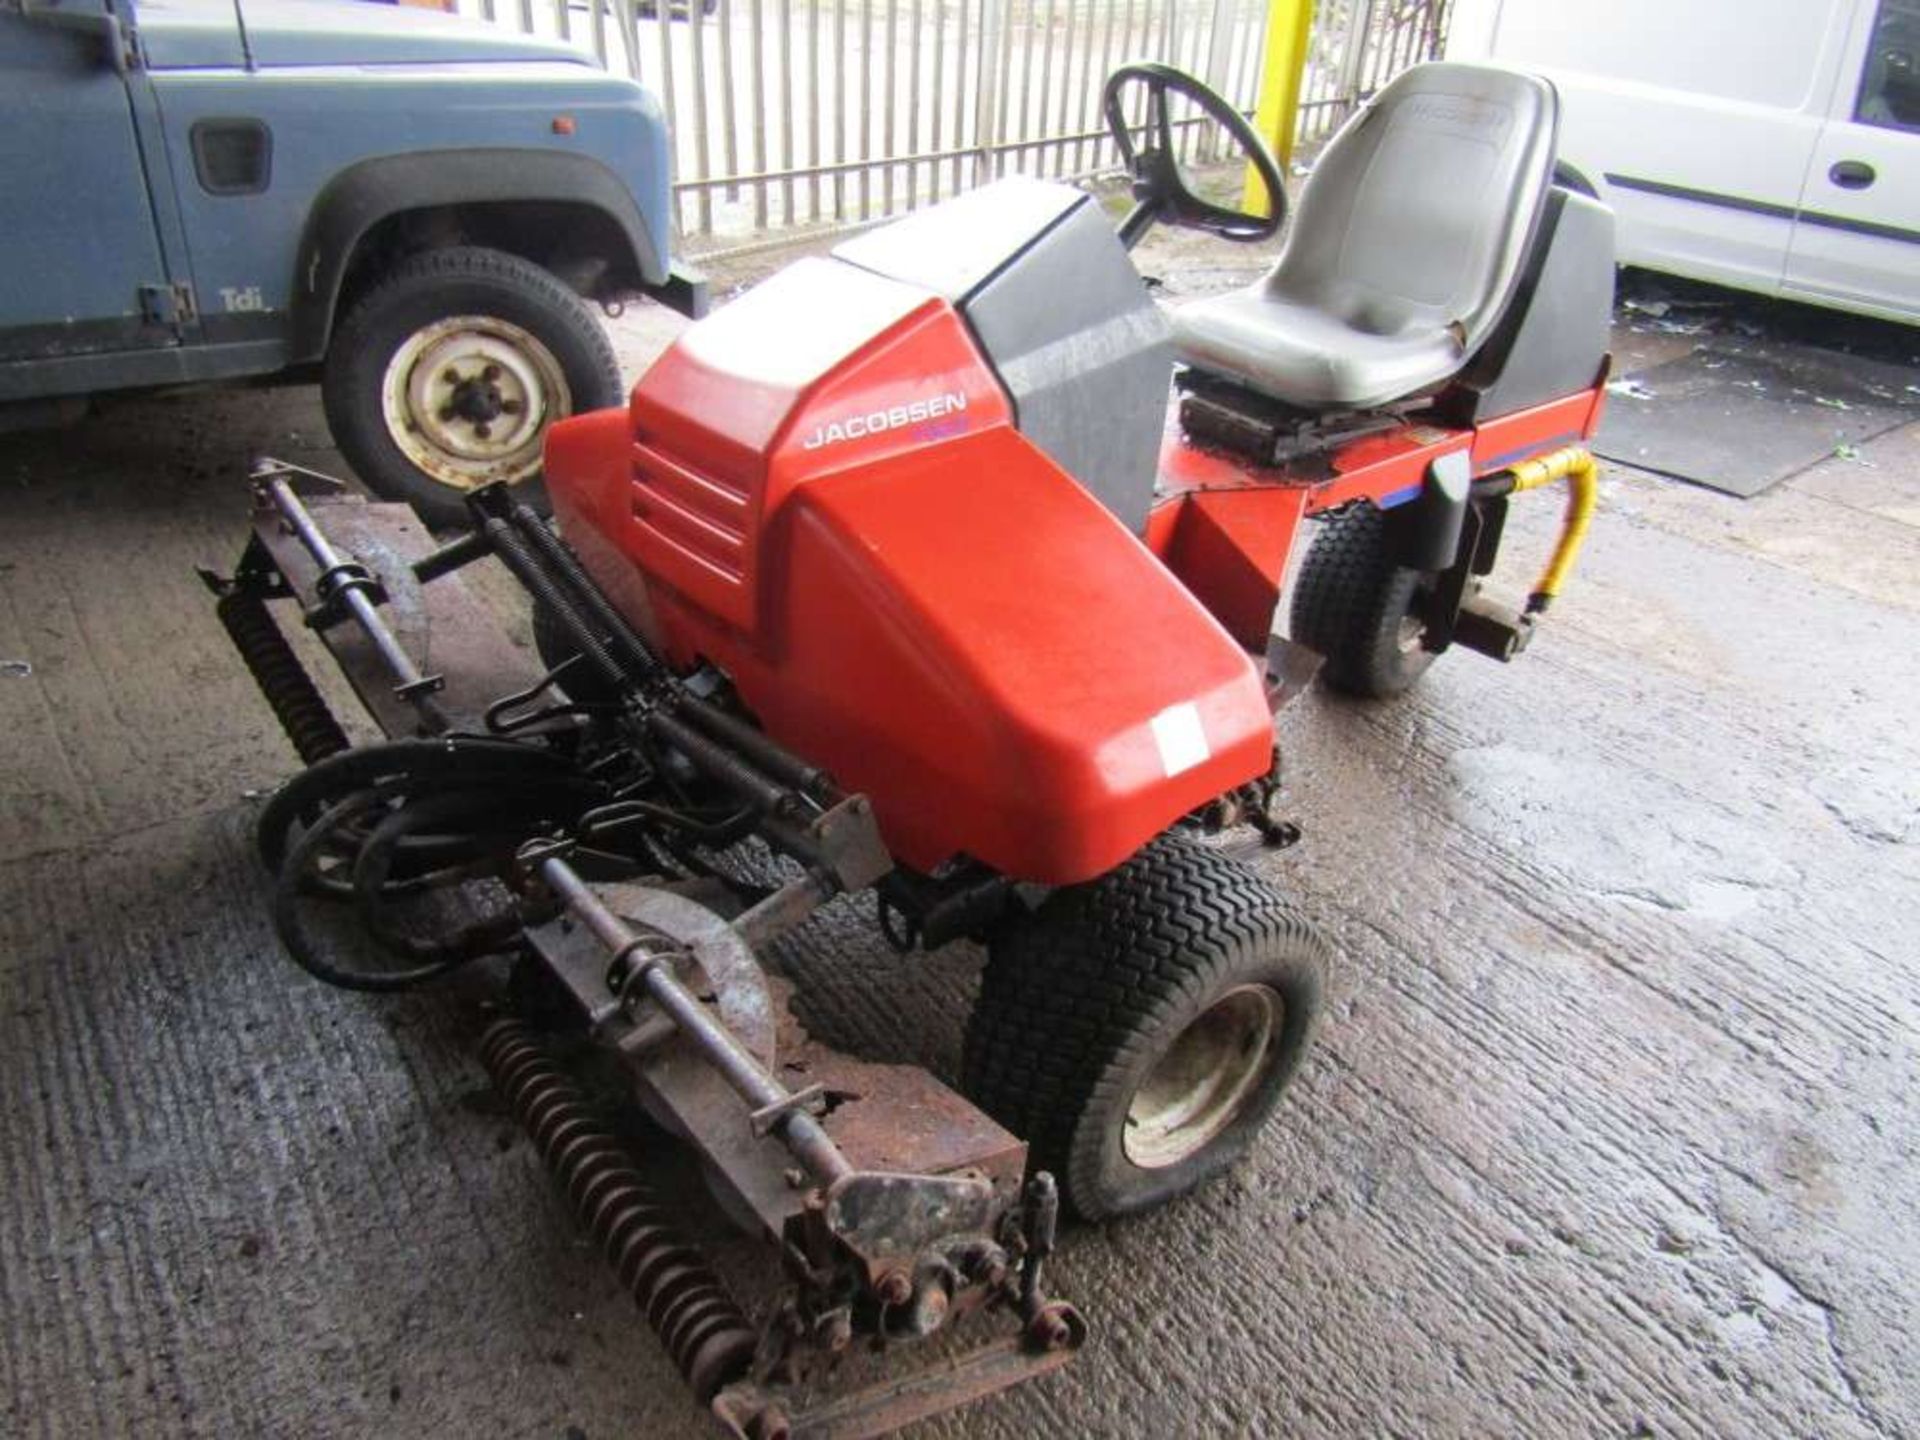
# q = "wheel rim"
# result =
<box><xmin>380</xmin><ymin>315</ymin><xmax>571</xmax><ymax>492</ymax></box>
<box><xmin>1396</xmin><ymin>576</ymin><xmax>1437</xmax><ymax>657</ymax></box>
<box><xmin>1123</xmin><ymin>983</ymin><xmax>1281</xmax><ymax>1169</ymax></box>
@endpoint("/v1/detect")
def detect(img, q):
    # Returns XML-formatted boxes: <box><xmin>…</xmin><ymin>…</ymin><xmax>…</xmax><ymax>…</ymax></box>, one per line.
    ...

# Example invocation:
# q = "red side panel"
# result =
<box><xmin>734</xmin><ymin>429</ymin><xmax>1272</xmax><ymax>883</ymax></box>
<box><xmin>617</xmin><ymin>257</ymin><xmax>987</xmax><ymax>635</ymax></box>
<box><xmin>1159</xmin><ymin>488</ymin><xmax>1312</xmax><ymax>651</ymax></box>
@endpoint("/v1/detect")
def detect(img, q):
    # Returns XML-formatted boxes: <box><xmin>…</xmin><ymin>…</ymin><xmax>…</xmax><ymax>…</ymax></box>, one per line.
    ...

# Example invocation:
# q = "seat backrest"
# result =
<box><xmin>1269</xmin><ymin>62</ymin><xmax>1558</xmax><ymax>350</ymax></box>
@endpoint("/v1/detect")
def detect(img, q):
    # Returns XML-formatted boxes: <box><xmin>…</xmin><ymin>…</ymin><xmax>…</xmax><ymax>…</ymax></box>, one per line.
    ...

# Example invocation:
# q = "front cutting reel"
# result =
<box><xmin>204</xmin><ymin>460</ymin><xmax>1085</xmax><ymax>1438</ymax></box>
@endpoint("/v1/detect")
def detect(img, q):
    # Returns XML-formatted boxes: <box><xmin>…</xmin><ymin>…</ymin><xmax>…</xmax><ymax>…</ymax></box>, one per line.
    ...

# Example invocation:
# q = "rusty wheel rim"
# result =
<box><xmin>382</xmin><ymin>315</ymin><xmax>570</xmax><ymax>491</ymax></box>
<box><xmin>1123</xmin><ymin>983</ymin><xmax>1280</xmax><ymax>1169</ymax></box>
<box><xmin>1396</xmin><ymin>612</ymin><xmax>1426</xmax><ymax>655</ymax></box>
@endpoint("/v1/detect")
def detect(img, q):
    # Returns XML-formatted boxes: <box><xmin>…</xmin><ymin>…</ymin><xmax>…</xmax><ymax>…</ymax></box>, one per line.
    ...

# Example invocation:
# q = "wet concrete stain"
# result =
<box><xmin>1</xmin><ymin>245</ymin><xmax>1917</xmax><ymax>1438</ymax></box>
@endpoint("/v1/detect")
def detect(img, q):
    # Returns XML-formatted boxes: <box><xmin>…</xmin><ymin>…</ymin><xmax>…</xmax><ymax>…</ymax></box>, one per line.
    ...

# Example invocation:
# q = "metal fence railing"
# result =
<box><xmin>1296</xmin><ymin>0</ymin><xmax>1452</xmax><ymax>147</ymax></box>
<box><xmin>452</xmin><ymin>0</ymin><xmax>1448</xmax><ymax>253</ymax></box>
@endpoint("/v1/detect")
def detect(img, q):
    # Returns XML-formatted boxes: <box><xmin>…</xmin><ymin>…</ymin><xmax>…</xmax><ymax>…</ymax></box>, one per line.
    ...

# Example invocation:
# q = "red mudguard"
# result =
<box><xmin>545</xmin><ymin>258</ymin><xmax>1272</xmax><ymax>885</ymax></box>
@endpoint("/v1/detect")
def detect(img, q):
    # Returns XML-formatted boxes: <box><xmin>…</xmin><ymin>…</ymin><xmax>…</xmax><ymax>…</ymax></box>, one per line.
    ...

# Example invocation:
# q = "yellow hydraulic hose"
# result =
<box><xmin>1504</xmin><ymin>446</ymin><xmax>1598</xmax><ymax>614</ymax></box>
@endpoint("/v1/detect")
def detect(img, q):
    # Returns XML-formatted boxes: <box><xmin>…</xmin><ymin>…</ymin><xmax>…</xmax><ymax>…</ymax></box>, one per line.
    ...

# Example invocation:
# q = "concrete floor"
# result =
<box><xmin>2</xmin><ymin>239</ymin><xmax>1917</xmax><ymax>1440</ymax></box>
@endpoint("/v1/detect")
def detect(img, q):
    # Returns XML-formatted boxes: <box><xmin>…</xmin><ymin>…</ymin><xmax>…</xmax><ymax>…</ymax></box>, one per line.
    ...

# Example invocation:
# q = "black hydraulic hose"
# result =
<box><xmin>348</xmin><ymin>790</ymin><xmax>544</xmax><ymax>968</ymax></box>
<box><xmin>579</xmin><ymin>798</ymin><xmax>759</xmax><ymax>848</ymax></box>
<box><xmin>256</xmin><ymin>737</ymin><xmax>579</xmax><ymax>873</ymax></box>
<box><xmin>301</xmin><ymin>820</ymin><xmax>511</xmax><ymax>897</ymax></box>
<box><xmin>271</xmin><ymin>789</ymin><xmax>512</xmax><ymax>992</ymax></box>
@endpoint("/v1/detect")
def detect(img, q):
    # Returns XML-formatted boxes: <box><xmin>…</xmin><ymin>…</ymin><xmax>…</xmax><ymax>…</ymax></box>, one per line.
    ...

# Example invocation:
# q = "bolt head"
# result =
<box><xmin>917</xmin><ymin>1286</ymin><xmax>949</xmax><ymax>1328</ymax></box>
<box><xmin>874</xmin><ymin>1269</ymin><xmax>913</xmax><ymax>1307</ymax></box>
<box><xmin>441</xmin><ymin>367</ymin><xmax>461</xmax><ymax>384</ymax></box>
<box><xmin>474</xmin><ymin>423</ymin><xmax>492</xmax><ymax>440</ymax></box>
<box><xmin>482</xmin><ymin>363</ymin><xmax>502</xmax><ymax>381</ymax></box>
<box><xmin>1029</xmin><ymin>1307</ymin><xmax>1073</xmax><ymax>1352</ymax></box>
<box><xmin>815</xmin><ymin>1310</ymin><xmax>852</xmax><ymax>1353</ymax></box>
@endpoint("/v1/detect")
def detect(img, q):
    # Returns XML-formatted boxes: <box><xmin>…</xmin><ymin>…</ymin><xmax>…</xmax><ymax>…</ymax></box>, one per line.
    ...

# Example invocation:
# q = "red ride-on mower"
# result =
<box><xmin>206</xmin><ymin>59</ymin><xmax>1610</xmax><ymax>1437</ymax></box>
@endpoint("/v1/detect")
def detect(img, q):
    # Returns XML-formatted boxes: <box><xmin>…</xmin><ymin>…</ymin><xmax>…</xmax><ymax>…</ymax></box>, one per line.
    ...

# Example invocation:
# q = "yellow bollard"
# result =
<box><xmin>1243</xmin><ymin>0</ymin><xmax>1316</xmax><ymax>216</ymax></box>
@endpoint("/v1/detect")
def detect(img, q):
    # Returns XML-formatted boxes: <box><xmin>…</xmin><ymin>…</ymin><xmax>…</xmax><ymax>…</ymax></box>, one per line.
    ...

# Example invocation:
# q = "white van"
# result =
<box><xmin>1446</xmin><ymin>0</ymin><xmax>1919</xmax><ymax>323</ymax></box>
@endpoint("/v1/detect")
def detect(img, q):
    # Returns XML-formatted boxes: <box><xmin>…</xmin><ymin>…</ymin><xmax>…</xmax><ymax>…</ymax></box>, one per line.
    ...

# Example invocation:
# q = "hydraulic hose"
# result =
<box><xmin>255</xmin><ymin>736</ymin><xmax>582</xmax><ymax>873</ymax></box>
<box><xmin>258</xmin><ymin>738</ymin><xmax>605</xmax><ymax>992</ymax></box>
<box><xmin>270</xmin><ymin>789</ymin><xmax>510</xmax><ymax>991</ymax></box>
<box><xmin>1502</xmin><ymin>445</ymin><xmax>1598</xmax><ymax>614</ymax></box>
<box><xmin>348</xmin><ymin>788</ymin><xmax>560</xmax><ymax>966</ymax></box>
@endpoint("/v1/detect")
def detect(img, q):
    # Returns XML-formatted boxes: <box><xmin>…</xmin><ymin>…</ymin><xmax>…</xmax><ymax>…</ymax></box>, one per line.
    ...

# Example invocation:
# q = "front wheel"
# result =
<box><xmin>322</xmin><ymin>246</ymin><xmax>623</xmax><ymax>529</ymax></box>
<box><xmin>961</xmin><ymin>832</ymin><xmax>1327</xmax><ymax>1221</ymax></box>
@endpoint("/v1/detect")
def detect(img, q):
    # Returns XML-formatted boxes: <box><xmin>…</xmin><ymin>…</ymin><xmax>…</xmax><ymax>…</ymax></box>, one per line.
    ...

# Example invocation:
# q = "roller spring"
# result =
<box><xmin>479</xmin><ymin>1020</ymin><xmax>758</xmax><ymax>1403</ymax></box>
<box><xmin>217</xmin><ymin>588</ymin><xmax>351</xmax><ymax>766</ymax></box>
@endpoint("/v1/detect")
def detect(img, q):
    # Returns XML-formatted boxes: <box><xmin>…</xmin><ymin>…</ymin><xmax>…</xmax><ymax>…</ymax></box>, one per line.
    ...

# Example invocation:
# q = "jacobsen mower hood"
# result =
<box><xmin>546</xmin><ymin>255</ymin><xmax>1276</xmax><ymax>885</ymax></box>
<box><xmin>137</xmin><ymin>0</ymin><xmax>587</xmax><ymax>70</ymax></box>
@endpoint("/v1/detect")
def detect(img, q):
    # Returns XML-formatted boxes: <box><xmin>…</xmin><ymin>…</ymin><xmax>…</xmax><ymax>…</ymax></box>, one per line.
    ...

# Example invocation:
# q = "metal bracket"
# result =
<box><xmin>1263</xmin><ymin>633</ymin><xmax>1323</xmax><ymax>712</ymax></box>
<box><xmin>808</xmin><ymin>795</ymin><xmax>892</xmax><ymax>892</ymax></box>
<box><xmin>749</xmin><ymin>1083</ymin><xmax>828</xmax><ymax>1138</ymax></box>
<box><xmin>304</xmin><ymin>557</ymin><xmax>389</xmax><ymax>630</ymax></box>
<box><xmin>822</xmin><ymin>1171</ymin><xmax>998</xmax><ymax>1273</ymax></box>
<box><xmin>710</xmin><ymin>1301</ymin><xmax>1085</xmax><ymax>1440</ymax></box>
<box><xmin>251</xmin><ymin>457</ymin><xmax>347</xmax><ymax>498</ymax></box>
<box><xmin>138</xmin><ymin>282</ymin><xmax>195</xmax><ymax>327</ymax></box>
<box><xmin>1451</xmin><ymin>595</ymin><xmax>1536</xmax><ymax>662</ymax></box>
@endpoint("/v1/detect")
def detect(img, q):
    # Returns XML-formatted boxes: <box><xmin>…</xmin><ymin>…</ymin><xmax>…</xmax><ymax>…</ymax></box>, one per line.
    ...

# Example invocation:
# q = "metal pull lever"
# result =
<box><xmin>1829</xmin><ymin>160</ymin><xmax>1876</xmax><ymax>190</ymax></box>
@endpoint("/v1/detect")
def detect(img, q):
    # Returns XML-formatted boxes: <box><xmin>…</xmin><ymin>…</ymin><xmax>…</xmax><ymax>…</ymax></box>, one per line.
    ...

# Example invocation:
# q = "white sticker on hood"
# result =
<box><xmin>1149</xmin><ymin>703</ymin><xmax>1209</xmax><ymax>778</ymax></box>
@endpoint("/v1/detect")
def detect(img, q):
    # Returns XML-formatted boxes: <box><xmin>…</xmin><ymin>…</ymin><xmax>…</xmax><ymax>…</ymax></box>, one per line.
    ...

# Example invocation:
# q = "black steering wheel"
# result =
<box><xmin>1102</xmin><ymin>61</ymin><xmax>1288</xmax><ymax>249</ymax></box>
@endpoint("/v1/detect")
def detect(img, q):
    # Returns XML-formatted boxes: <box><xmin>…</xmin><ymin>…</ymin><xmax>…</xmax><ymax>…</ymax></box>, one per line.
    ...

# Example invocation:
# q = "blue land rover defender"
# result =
<box><xmin>1</xmin><ymin>0</ymin><xmax>701</xmax><ymax>522</ymax></box>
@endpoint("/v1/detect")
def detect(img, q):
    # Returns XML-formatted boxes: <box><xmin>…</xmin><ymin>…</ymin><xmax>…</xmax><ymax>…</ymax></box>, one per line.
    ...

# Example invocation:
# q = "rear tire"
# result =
<box><xmin>1289</xmin><ymin>502</ymin><xmax>1435</xmax><ymax>698</ymax></box>
<box><xmin>322</xmin><ymin>246</ymin><xmax>622</xmax><ymax>530</ymax></box>
<box><xmin>961</xmin><ymin>832</ymin><xmax>1327</xmax><ymax>1221</ymax></box>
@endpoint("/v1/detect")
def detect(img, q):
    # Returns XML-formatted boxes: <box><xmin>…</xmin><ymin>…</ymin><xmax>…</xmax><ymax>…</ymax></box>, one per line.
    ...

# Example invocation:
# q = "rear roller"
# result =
<box><xmin>481</xmin><ymin>1020</ymin><xmax>760</xmax><ymax>1404</ymax></box>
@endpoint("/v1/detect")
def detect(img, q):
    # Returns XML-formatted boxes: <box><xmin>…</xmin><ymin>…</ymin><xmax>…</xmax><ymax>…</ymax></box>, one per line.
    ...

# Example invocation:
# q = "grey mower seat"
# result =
<box><xmin>1172</xmin><ymin>62</ymin><xmax>1559</xmax><ymax>411</ymax></box>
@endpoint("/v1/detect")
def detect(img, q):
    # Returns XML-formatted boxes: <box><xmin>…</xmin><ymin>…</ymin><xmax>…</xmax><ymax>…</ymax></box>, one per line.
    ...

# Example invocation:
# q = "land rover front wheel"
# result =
<box><xmin>323</xmin><ymin>246</ymin><xmax>622</xmax><ymax>528</ymax></box>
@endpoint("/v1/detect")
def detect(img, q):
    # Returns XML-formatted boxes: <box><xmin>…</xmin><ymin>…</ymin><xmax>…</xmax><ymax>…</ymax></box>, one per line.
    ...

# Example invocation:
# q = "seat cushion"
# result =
<box><xmin>1171</xmin><ymin>286</ymin><xmax>1464</xmax><ymax>411</ymax></box>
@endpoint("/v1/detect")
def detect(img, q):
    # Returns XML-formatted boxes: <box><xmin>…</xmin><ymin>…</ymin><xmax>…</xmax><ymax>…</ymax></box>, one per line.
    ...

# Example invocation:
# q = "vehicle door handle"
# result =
<box><xmin>1829</xmin><ymin>160</ymin><xmax>1876</xmax><ymax>190</ymax></box>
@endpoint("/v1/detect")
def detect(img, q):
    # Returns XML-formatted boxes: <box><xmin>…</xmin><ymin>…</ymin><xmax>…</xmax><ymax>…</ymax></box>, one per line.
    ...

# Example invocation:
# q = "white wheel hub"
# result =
<box><xmin>381</xmin><ymin>316</ymin><xmax>571</xmax><ymax>491</ymax></box>
<box><xmin>1124</xmin><ymin>983</ymin><xmax>1280</xmax><ymax>1169</ymax></box>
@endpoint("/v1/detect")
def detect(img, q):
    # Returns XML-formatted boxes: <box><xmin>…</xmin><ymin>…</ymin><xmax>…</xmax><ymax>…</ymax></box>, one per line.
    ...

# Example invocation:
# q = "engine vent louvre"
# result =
<box><xmin>630</xmin><ymin>442</ymin><xmax>748</xmax><ymax>584</ymax></box>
